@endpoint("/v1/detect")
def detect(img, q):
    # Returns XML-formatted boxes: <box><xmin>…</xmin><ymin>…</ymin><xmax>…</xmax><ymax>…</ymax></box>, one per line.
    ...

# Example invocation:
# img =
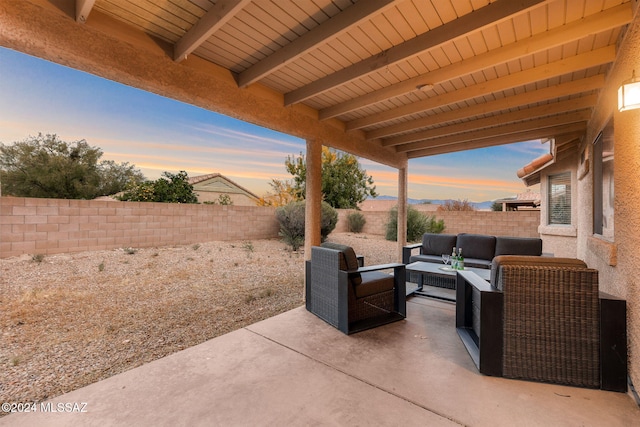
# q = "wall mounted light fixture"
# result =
<box><xmin>618</xmin><ymin>70</ymin><xmax>640</xmax><ymax>112</ymax></box>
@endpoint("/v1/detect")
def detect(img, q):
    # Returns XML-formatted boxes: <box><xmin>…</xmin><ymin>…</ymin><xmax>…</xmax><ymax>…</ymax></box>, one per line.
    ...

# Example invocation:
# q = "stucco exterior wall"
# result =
<box><xmin>548</xmin><ymin>5</ymin><xmax>640</xmax><ymax>393</ymax></box>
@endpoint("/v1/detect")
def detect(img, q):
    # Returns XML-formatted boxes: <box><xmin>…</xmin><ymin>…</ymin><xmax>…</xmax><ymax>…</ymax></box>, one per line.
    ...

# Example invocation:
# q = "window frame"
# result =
<box><xmin>548</xmin><ymin>172</ymin><xmax>572</xmax><ymax>225</ymax></box>
<box><xmin>592</xmin><ymin>118</ymin><xmax>615</xmax><ymax>240</ymax></box>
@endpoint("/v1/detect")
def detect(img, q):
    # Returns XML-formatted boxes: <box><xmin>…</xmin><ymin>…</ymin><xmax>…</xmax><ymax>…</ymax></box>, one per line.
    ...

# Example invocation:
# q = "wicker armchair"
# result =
<box><xmin>305</xmin><ymin>243</ymin><xmax>406</xmax><ymax>335</ymax></box>
<box><xmin>456</xmin><ymin>256</ymin><xmax>627</xmax><ymax>391</ymax></box>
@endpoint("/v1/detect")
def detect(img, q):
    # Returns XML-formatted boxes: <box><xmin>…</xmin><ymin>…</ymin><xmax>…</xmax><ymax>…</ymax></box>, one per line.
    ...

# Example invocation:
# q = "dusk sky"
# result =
<box><xmin>0</xmin><ymin>47</ymin><xmax>548</xmax><ymax>202</ymax></box>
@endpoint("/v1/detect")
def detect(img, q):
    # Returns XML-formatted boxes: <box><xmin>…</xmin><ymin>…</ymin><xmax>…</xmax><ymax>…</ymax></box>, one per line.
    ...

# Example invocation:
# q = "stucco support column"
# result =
<box><xmin>304</xmin><ymin>139</ymin><xmax>322</xmax><ymax>261</ymax></box>
<box><xmin>397</xmin><ymin>160</ymin><xmax>408</xmax><ymax>262</ymax></box>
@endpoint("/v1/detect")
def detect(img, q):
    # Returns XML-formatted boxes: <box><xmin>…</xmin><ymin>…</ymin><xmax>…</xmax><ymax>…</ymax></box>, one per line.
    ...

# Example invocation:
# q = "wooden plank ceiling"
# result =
<box><xmin>77</xmin><ymin>0</ymin><xmax>633</xmax><ymax>159</ymax></box>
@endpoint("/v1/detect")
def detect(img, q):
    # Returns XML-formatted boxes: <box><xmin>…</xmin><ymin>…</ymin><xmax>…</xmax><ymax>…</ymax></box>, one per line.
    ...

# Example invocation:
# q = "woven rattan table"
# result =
<box><xmin>406</xmin><ymin>261</ymin><xmax>490</xmax><ymax>301</ymax></box>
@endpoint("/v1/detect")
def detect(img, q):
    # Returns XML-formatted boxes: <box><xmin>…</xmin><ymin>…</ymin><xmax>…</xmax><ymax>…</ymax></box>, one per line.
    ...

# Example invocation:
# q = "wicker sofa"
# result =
<box><xmin>305</xmin><ymin>243</ymin><xmax>406</xmax><ymax>335</ymax></box>
<box><xmin>455</xmin><ymin>255</ymin><xmax>627</xmax><ymax>391</ymax></box>
<box><xmin>403</xmin><ymin>233</ymin><xmax>544</xmax><ymax>269</ymax></box>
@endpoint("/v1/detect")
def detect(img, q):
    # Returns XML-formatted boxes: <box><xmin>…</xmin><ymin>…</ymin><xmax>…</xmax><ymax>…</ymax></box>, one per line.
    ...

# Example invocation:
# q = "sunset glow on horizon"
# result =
<box><xmin>0</xmin><ymin>47</ymin><xmax>547</xmax><ymax>203</ymax></box>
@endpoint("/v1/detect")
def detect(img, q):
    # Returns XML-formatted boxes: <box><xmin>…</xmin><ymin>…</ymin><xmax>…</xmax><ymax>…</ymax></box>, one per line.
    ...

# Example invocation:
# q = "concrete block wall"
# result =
<box><xmin>336</xmin><ymin>209</ymin><xmax>540</xmax><ymax>239</ymax></box>
<box><xmin>335</xmin><ymin>210</ymin><xmax>389</xmax><ymax>235</ymax></box>
<box><xmin>0</xmin><ymin>197</ymin><xmax>280</xmax><ymax>258</ymax></box>
<box><xmin>433</xmin><ymin>211</ymin><xmax>540</xmax><ymax>238</ymax></box>
<box><xmin>1</xmin><ymin>197</ymin><xmax>540</xmax><ymax>258</ymax></box>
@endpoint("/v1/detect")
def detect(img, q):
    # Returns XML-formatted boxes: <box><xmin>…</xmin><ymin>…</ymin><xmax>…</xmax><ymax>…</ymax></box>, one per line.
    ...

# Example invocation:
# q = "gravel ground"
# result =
<box><xmin>0</xmin><ymin>232</ymin><xmax>397</xmax><ymax>411</ymax></box>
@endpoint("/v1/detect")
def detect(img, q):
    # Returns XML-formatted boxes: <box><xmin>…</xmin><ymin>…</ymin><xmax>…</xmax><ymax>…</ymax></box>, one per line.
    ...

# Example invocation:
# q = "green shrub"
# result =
<box><xmin>275</xmin><ymin>200</ymin><xmax>338</xmax><ymax>250</ymax></box>
<box><xmin>118</xmin><ymin>171</ymin><xmax>198</xmax><ymax>204</ymax></box>
<box><xmin>385</xmin><ymin>205</ymin><xmax>445</xmax><ymax>242</ymax></box>
<box><xmin>320</xmin><ymin>202</ymin><xmax>339</xmax><ymax>240</ymax></box>
<box><xmin>275</xmin><ymin>201</ymin><xmax>305</xmax><ymax>250</ymax></box>
<box><xmin>491</xmin><ymin>201</ymin><xmax>503</xmax><ymax>211</ymax></box>
<box><xmin>347</xmin><ymin>211</ymin><xmax>366</xmax><ymax>233</ymax></box>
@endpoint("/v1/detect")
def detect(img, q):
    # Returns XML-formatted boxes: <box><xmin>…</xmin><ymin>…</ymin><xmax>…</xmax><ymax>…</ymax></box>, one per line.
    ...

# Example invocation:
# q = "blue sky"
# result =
<box><xmin>0</xmin><ymin>47</ymin><xmax>548</xmax><ymax>202</ymax></box>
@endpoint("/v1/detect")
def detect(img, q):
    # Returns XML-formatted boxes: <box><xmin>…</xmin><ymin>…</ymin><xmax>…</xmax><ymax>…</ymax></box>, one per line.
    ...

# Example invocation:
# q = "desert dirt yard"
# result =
<box><xmin>0</xmin><ymin>232</ymin><xmax>398</xmax><ymax>410</ymax></box>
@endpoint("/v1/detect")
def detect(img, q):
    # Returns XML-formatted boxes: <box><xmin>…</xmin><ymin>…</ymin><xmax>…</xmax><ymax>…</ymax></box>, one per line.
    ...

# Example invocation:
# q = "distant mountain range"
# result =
<box><xmin>371</xmin><ymin>195</ymin><xmax>496</xmax><ymax>211</ymax></box>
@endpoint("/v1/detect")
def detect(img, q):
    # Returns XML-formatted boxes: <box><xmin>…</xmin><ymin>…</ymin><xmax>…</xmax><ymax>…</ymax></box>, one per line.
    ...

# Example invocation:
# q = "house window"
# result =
<box><xmin>548</xmin><ymin>172</ymin><xmax>571</xmax><ymax>225</ymax></box>
<box><xmin>593</xmin><ymin>119</ymin><xmax>614</xmax><ymax>240</ymax></box>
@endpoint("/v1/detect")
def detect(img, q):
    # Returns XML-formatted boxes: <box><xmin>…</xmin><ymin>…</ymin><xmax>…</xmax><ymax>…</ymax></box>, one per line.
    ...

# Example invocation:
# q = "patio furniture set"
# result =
<box><xmin>403</xmin><ymin>233</ymin><xmax>544</xmax><ymax>297</ymax></box>
<box><xmin>305</xmin><ymin>233</ymin><xmax>628</xmax><ymax>393</ymax></box>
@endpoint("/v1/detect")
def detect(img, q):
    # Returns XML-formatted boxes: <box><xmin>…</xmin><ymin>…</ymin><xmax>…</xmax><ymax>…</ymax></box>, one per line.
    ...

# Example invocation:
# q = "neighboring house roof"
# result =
<box><xmin>516</xmin><ymin>137</ymin><xmax>582</xmax><ymax>187</ymax></box>
<box><xmin>93</xmin><ymin>195</ymin><xmax>120</xmax><ymax>201</ymax></box>
<box><xmin>517</xmin><ymin>153</ymin><xmax>555</xmax><ymax>186</ymax></box>
<box><xmin>188</xmin><ymin>173</ymin><xmax>259</xmax><ymax>201</ymax></box>
<box><xmin>494</xmin><ymin>191</ymin><xmax>541</xmax><ymax>210</ymax></box>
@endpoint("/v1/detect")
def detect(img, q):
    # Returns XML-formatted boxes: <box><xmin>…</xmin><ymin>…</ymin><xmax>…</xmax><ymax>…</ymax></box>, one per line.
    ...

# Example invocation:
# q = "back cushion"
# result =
<box><xmin>320</xmin><ymin>242</ymin><xmax>361</xmax><ymax>285</ymax></box>
<box><xmin>495</xmin><ymin>237</ymin><xmax>542</xmax><ymax>257</ymax></box>
<box><xmin>422</xmin><ymin>233</ymin><xmax>458</xmax><ymax>256</ymax></box>
<box><xmin>456</xmin><ymin>233</ymin><xmax>496</xmax><ymax>261</ymax></box>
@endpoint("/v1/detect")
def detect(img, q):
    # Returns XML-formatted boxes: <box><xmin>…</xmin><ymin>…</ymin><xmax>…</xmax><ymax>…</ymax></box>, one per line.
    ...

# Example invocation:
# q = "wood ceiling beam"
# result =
<box><xmin>407</xmin><ymin>122</ymin><xmax>587</xmax><ymax>158</ymax></box>
<box><xmin>553</xmin><ymin>133</ymin><xmax>583</xmax><ymax>147</ymax></box>
<box><xmin>398</xmin><ymin>110</ymin><xmax>591</xmax><ymax>154</ymax></box>
<box><xmin>545</xmin><ymin>132</ymin><xmax>583</xmax><ymax>158</ymax></box>
<box><xmin>237</xmin><ymin>0</ymin><xmax>398</xmax><ymax>88</ymax></box>
<box><xmin>383</xmin><ymin>95</ymin><xmax>597</xmax><ymax>147</ymax></box>
<box><xmin>75</xmin><ymin>0</ymin><xmax>96</xmax><ymax>23</ymax></box>
<box><xmin>174</xmin><ymin>0</ymin><xmax>250</xmax><ymax>62</ymax></box>
<box><xmin>284</xmin><ymin>0</ymin><xmax>546</xmax><ymax>106</ymax></box>
<box><xmin>347</xmin><ymin>46</ymin><xmax>614</xmax><ymax>131</ymax></box>
<box><xmin>319</xmin><ymin>3</ymin><xmax>632</xmax><ymax>120</ymax></box>
<box><xmin>367</xmin><ymin>75</ymin><xmax>604</xmax><ymax>140</ymax></box>
<box><xmin>557</xmin><ymin>142</ymin><xmax>578</xmax><ymax>154</ymax></box>
<box><xmin>556</xmin><ymin>144</ymin><xmax>580</xmax><ymax>162</ymax></box>
<box><xmin>555</xmin><ymin>136</ymin><xmax>581</xmax><ymax>150</ymax></box>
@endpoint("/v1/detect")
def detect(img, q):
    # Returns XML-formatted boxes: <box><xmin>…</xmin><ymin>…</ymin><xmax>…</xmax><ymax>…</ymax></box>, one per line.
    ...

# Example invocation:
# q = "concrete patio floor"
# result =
<box><xmin>2</xmin><ymin>297</ymin><xmax>639</xmax><ymax>426</ymax></box>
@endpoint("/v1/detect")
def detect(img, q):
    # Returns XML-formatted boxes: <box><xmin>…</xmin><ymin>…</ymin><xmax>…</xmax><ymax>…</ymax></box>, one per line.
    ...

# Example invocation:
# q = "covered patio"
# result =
<box><xmin>2</xmin><ymin>0</ymin><xmax>640</xmax><ymax>423</ymax></box>
<box><xmin>2</xmin><ymin>298</ymin><xmax>638</xmax><ymax>425</ymax></box>
<box><xmin>4</xmin><ymin>0</ymin><xmax>636</xmax><ymax>258</ymax></box>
